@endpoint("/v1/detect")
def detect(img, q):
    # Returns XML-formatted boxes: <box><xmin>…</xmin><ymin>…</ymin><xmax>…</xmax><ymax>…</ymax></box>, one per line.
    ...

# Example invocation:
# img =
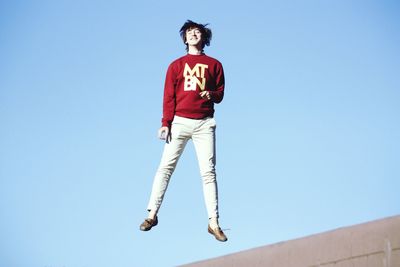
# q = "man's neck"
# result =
<box><xmin>188</xmin><ymin>45</ymin><xmax>203</xmax><ymax>55</ymax></box>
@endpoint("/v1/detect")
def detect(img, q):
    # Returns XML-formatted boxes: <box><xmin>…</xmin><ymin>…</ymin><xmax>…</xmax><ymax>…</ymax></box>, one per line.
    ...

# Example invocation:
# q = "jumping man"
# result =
<box><xmin>140</xmin><ymin>20</ymin><xmax>227</xmax><ymax>242</ymax></box>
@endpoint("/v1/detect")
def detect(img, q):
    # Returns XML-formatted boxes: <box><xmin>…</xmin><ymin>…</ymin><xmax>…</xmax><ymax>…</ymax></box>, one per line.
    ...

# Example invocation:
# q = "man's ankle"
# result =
<box><xmin>148</xmin><ymin>210</ymin><xmax>157</xmax><ymax>220</ymax></box>
<box><xmin>209</xmin><ymin>217</ymin><xmax>219</xmax><ymax>229</ymax></box>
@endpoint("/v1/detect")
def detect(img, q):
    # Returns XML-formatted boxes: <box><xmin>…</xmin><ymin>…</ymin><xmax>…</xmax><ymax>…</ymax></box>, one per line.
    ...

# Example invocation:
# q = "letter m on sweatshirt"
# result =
<box><xmin>183</xmin><ymin>63</ymin><xmax>208</xmax><ymax>91</ymax></box>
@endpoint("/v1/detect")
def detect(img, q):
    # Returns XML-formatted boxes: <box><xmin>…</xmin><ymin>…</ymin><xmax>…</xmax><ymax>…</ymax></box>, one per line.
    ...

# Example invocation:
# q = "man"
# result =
<box><xmin>140</xmin><ymin>20</ymin><xmax>227</xmax><ymax>242</ymax></box>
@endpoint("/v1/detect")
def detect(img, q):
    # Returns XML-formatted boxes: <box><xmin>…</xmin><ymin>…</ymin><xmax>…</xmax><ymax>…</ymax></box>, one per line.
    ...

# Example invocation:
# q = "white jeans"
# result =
<box><xmin>147</xmin><ymin>115</ymin><xmax>219</xmax><ymax>219</ymax></box>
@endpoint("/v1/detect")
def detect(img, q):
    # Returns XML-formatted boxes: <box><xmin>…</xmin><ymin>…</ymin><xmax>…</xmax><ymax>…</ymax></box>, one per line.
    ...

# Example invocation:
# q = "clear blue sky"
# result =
<box><xmin>1</xmin><ymin>0</ymin><xmax>399</xmax><ymax>266</ymax></box>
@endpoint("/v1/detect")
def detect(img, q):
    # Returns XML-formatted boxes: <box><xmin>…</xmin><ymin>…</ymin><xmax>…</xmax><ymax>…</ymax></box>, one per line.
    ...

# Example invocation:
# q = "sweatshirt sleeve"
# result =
<box><xmin>161</xmin><ymin>64</ymin><xmax>176</xmax><ymax>128</ymax></box>
<box><xmin>209</xmin><ymin>62</ymin><xmax>225</xmax><ymax>104</ymax></box>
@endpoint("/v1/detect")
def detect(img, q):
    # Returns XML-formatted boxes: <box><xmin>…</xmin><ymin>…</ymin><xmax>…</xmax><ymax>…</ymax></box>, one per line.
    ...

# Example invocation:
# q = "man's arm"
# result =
<box><xmin>161</xmin><ymin>64</ymin><xmax>176</xmax><ymax>128</ymax></box>
<box><xmin>209</xmin><ymin>63</ymin><xmax>225</xmax><ymax>103</ymax></box>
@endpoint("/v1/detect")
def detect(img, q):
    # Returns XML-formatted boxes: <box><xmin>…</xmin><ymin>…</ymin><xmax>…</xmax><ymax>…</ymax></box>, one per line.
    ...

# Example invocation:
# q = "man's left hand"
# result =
<box><xmin>199</xmin><ymin>91</ymin><xmax>211</xmax><ymax>100</ymax></box>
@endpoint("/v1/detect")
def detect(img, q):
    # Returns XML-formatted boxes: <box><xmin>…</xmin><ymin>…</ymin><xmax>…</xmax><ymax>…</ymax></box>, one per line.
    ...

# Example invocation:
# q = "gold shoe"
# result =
<box><xmin>140</xmin><ymin>216</ymin><xmax>158</xmax><ymax>231</ymax></box>
<box><xmin>208</xmin><ymin>225</ymin><xmax>228</xmax><ymax>242</ymax></box>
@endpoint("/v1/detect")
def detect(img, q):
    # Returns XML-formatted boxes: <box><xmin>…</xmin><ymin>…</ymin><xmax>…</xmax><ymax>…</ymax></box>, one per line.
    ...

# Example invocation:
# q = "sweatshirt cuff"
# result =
<box><xmin>162</xmin><ymin>120</ymin><xmax>171</xmax><ymax>128</ymax></box>
<box><xmin>209</xmin><ymin>91</ymin><xmax>222</xmax><ymax>103</ymax></box>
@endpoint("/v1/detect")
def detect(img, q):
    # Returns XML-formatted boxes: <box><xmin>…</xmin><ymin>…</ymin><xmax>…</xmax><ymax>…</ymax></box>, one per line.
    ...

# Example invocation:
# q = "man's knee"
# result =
<box><xmin>201</xmin><ymin>170</ymin><xmax>216</xmax><ymax>184</ymax></box>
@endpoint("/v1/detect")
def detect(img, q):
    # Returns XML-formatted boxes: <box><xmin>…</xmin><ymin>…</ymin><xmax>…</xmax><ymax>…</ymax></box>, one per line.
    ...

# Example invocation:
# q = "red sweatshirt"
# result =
<box><xmin>162</xmin><ymin>53</ymin><xmax>225</xmax><ymax>128</ymax></box>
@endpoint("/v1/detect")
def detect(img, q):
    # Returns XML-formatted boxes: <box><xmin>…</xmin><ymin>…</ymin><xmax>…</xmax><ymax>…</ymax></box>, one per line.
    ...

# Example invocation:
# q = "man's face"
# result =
<box><xmin>185</xmin><ymin>27</ymin><xmax>203</xmax><ymax>47</ymax></box>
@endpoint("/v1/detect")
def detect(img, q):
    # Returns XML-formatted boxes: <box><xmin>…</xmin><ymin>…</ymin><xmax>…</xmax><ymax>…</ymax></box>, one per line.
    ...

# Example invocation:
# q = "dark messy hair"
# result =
<box><xmin>179</xmin><ymin>20</ymin><xmax>212</xmax><ymax>51</ymax></box>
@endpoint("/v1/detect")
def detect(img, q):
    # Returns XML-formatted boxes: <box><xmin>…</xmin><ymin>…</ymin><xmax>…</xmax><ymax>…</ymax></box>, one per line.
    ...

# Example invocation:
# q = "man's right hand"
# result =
<box><xmin>158</xmin><ymin>126</ymin><xmax>170</xmax><ymax>141</ymax></box>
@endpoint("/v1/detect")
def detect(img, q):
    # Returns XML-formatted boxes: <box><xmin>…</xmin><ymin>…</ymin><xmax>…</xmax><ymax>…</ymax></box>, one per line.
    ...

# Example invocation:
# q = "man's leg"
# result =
<box><xmin>192</xmin><ymin>118</ymin><xmax>227</xmax><ymax>241</ymax></box>
<box><xmin>141</xmin><ymin>117</ymin><xmax>190</xmax><ymax>230</ymax></box>
<box><xmin>192</xmin><ymin>118</ymin><xmax>219</xmax><ymax>220</ymax></box>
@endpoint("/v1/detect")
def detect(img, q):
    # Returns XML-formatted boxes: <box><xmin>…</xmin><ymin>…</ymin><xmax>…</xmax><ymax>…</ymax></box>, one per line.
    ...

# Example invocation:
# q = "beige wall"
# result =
<box><xmin>181</xmin><ymin>215</ymin><xmax>400</xmax><ymax>267</ymax></box>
